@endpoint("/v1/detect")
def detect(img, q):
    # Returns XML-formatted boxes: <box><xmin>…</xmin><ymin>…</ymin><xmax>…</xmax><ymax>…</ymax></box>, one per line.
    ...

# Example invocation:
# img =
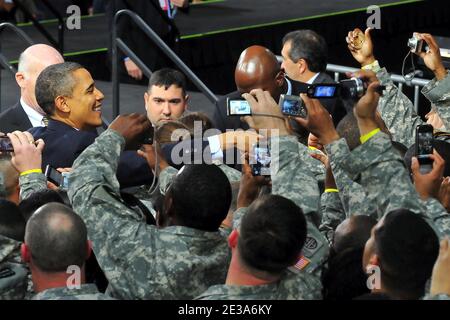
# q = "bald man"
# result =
<box><xmin>0</xmin><ymin>44</ymin><xmax>64</xmax><ymax>133</ymax></box>
<box><xmin>212</xmin><ymin>45</ymin><xmax>308</xmax><ymax>133</ymax></box>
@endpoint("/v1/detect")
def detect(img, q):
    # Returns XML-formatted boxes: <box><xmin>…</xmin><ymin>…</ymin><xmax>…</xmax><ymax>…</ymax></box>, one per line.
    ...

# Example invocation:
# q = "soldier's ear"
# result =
<box><xmin>21</xmin><ymin>243</ymin><xmax>31</xmax><ymax>263</ymax></box>
<box><xmin>369</xmin><ymin>254</ymin><xmax>380</xmax><ymax>266</ymax></box>
<box><xmin>86</xmin><ymin>240</ymin><xmax>93</xmax><ymax>260</ymax></box>
<box><xmin>228</xmin><ymin>229</ymin><xmax>239</xmax><ymax>249</ymax></box>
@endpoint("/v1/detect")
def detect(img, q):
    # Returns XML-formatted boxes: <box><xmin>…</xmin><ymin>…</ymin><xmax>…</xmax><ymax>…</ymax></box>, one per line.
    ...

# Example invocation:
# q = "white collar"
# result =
<box><xmin>285</xmin><ymin>77</ymin><xmax>292</xmax><ymax>95</ymax></box>
<box><xmin>306</xmin><ymin>73</ymin><xmax>320</xmax><ymax>84</ymax></box>
<box><xmin>20</xmin><ymin>98</ymin><xmax>45</xmax><ymax>127</ymax></box>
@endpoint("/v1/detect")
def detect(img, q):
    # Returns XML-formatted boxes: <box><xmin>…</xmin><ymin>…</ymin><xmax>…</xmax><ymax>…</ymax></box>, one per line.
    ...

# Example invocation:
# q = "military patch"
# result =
<box><xmin>293</xmin><ymin>256</ymin><xmax>310</xmax><ymax>271</ymax></box>
<box><xmin>302</xmin><ymin>235</ymin><xmax>324</xmax><ymax>257</ymax></box>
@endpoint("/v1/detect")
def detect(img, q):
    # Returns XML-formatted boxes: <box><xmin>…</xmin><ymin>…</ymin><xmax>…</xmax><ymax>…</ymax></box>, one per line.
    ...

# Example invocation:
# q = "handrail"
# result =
<box><xmin>0</xmin><ymin>22</ymin><xmax>34</xmax><ymax>112</ymax></box>
<box><xmin>12</xmin><ymin>0</ymin><xmax>64</xmax><ymax>53</ymax></box>
<box><xmin>112</xmin><ymin>9</ymin><xmax>218</xmax><ymax>118</ymax></box>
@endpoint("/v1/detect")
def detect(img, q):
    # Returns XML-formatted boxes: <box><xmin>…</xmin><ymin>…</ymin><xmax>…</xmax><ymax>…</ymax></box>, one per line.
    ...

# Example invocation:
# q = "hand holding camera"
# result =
<box><xmin>241</xmin><ymin>89</ymin><xmax>289</xmax><ymax>136</ymax></box>
<box><xmin>411</xmin><ymin>33</ymin><xmax>447</xmax><ymax>81</ymax></box>
<box><xmin>411</xmin><ymin>149</ymin><xmax>445</xmax><ymax>201</ymax></box>
<box><xmin>293</xmin><ymin>94</ymin><xmax>339</xmax><ymax>146</ymax></box>
<box><xmin>6</xmin><ymin>131</ymin><xmax>45</xmax><ymax>174</ymax></box>
<box><xmin>346</xmin><ymin>27</ymin><xmax>376</xmax><ymax>67</ymax></box>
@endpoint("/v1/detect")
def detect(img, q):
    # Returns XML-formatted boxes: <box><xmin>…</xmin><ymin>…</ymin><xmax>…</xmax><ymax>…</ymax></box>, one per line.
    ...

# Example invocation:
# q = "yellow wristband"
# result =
<box><xmin>308</xmin><ymin>146</ymin><xmax>318</xmax><ymax>151</ymax></box>
<box><xmin>360</xmin><ymin>128</ymin><xmax>380</xmax><ymax>144</ymax></box>
<box><xmin>20</xmin><ymin>169</ymin><xmax>43</xmax><ymax>176</ymax></box>
<box><xmin>361</xmin><ymin>60</ymin><xmax>381</xmax><ymax>73</ymax></box>
<box><xmin>325</xmin><ymin>188</ymin><xmax>339</xmax><ymax>193</ymax></box>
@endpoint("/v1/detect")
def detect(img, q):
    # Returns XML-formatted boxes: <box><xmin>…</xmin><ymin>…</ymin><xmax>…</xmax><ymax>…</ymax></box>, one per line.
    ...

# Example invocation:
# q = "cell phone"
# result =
<box><xmin>141</xmin><ymin>125</ymin><xmax>154</xmax><ymax>145</ymax></box>
<box><xmin>45</xmin><ymin>165</ymin><xmax>63</xmax><ymax>187</ymax></box>
<box><xmin>415</xmin><ymin>125</ymin><xmax>434</xmax><ymax>174</ymax></box>
<box><xmin>0</xmin><ymin>136</ymin><xmax>13</xmax><ymax>152</ymax></box>
<box><xmin>227</xmin><ymin>98</ymin><xmax>252</xmax><ymax>116</ymax></box>
<box><xmin>306</xmin><ymin>84</ymin><xmax>339</xmax><ymax>99</ymax></box>
<box><xmin>279</xmin><ymin>94</ymin><xmax>307</xmax><ymax>118</ymax></box>
<box><xmin>250</xmin><ymin>143</ymin><xmax>271</xmax><ymax>176</ymax></box>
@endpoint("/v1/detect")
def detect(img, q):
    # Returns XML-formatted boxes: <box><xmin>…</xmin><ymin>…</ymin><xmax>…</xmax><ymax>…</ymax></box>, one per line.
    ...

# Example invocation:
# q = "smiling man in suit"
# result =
<box><xmin>281</xmin><ymin>30</ymin><xmax>345</xmax><ymax>124</ymax></box>
<box><xmin>0</xmin><ymin>44</ymin><xmax>64</xmax><ymax>133</ymax></box>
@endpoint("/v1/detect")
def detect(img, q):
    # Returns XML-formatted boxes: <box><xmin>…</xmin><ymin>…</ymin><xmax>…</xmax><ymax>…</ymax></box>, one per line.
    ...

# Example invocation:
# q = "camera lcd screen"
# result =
<box><xmin>0</xmin><ymin>137</ymin><xmax>13</xmax><ymax>152</ymax></box>
<box><xmin>314</xmin><ymin>86</ymin><xmax>336</xmax><ymax>98</ymax></box>
<box><xmin>281</xmin><ymin>97</ymin><xmax>306</xmax><ymax>117</ymax></box>
<box><xmin>252</xmin><ymin>146</ymin><xmax>271</xmax><ymax>176</ymax></box>
<box><xmin>228</xmin><ymin>99</ymin><xmax>251</xmax><ymax>115</ymax></box>
<box><xmin>417</xmin><ymin>131</ymin><xmax>433</xmax><ymax>156</ymax></box>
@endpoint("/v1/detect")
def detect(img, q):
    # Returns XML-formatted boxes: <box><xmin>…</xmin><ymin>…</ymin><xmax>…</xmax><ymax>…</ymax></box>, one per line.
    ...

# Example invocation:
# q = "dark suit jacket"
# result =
<box><xmin>0</xmin><ymin>102</ymin><xmax>33</xmax><ymax>133</ymax></box>
<box><xmin>29</xmin><ymin>120</ymin><xmax>153</xmax><ymax>188</ymax></box>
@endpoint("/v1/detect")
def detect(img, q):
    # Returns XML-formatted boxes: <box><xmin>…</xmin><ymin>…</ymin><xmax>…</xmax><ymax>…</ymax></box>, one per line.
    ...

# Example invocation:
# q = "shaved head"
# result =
<box><xmin>16</xmin><ymin>44</ymin><xmax>64</xmax><ymax>113</ymax></box>
<box><xmin>234</xmin><ymin>45</ymin><xmax>284</xmax><ymax>100</ymax></box>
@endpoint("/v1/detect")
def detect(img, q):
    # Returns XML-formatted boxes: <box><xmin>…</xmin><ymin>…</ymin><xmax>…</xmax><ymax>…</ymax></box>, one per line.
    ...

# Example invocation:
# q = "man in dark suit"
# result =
<box><xmin>29</xmin><ymin>62</ymin><xmax>153</xmax><ymax>188</ymax></box>
<box><xmin>212</xmin><ymin>45</ymin><xmax>309</xmax><ymax>133</ymax></box>
<box><xmin>107</xmin><ymin>0</ymin><xmax>189</xmax><ymax>84</ymax></box>
<box><xmin>0</xmin><ymin>44</ymin><xmax>64</xmax><ymax>133</ymax></box>
<box><xmin>281</xmin><ymin>30</ymin><xmax>346</xmax><ymax>125</ymax></box>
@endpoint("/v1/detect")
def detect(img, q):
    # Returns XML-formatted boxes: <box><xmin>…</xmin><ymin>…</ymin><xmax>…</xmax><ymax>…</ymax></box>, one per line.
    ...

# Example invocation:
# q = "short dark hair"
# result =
<box><xmin>148</xmin><ymin>68</ymin><xmax>187</xmax><ymax>96</ymax></box>
<box><xmin>336</xmin><ymin>113</ymin><xmax>361</xmax><ymax>151</ymax></box>
<box><xmin>404</xmin><ymin>139</ymin><xmax>450</xmax><ymax>177</ymax></box>
<box><xmin>374</xmin><ymin>209</ymin><xmax>439</xmax><ymax>299</ymax></box>
<box><xmin>0</xmin><ymin>154</ymin><xmax>18</xmax><ymax>199</ymax></box>
<box><xmin>282</xmin><ymin>30</ymin><xmax>328</xmax><ymax>72</ymax></box>
<box><xmin>179</xmin><ymin>112</ymin><xmax>214</xmax><ymax>135</ymax></box>
<box><xmin>322</xmin><ymin>246</ymin><xmax>370</xmax><ymax>300</ymax></box>
<box><xmin>238</xmin><ymin>195</ymin><xmax>307</xmax><ymax>275</ymax></box>
<box><xmin>35</xmin><ymin>62</ymin><xmax>83</xmax><ymax>115</ymax></box>
<box><xmin>168</xmin><ymin>164</ymin><xmax>231</xmax><ymax>231</ymax></box>
<box><xmin>333</xmin><ymin>215</ymin><xmax>377</xmax><ymax>254</ymax></box>
<box><xmin>0</xmin><ymin>199</ymin><xmax>26</xmax><ymax>242</ymax></box>
<box><xmin>25</xmin><ymin>203</ymin><xmax>88</xmax><ymax>272</ymax></box>
<box><xmin>18</xmin><ymin>189</ymin><xmax>65</xmax><ymax>222</ymax></box>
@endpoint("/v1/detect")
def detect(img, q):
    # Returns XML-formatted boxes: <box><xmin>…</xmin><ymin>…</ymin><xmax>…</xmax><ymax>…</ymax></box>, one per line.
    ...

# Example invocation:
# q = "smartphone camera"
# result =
<box><xmin>415</xmin><ymin>125</ymin><xmax>434</xmax><ymax>174</ymax></box>
<box><xmin>0</xmin><ymin>136</ymin><xmax>13</xmax><ymax>152</ymax></box>
<box><xmin>227</xmin><ymin>98</ymin><xmax>252</xmax><ymax>116</ymax></box>
<box><xmin>407</xmin><ymin>34</ymin><xmax>424</xmax><ymax>53</ymax></box>
<box><xmin>279</xmin><ymin>94</ymin><xmax>307</xmax><ymax>118</ymax></box>
<box><xmin>251</xmin><ymin>143</ymin><xmax>271</xmax><ymax>176</ymax></box>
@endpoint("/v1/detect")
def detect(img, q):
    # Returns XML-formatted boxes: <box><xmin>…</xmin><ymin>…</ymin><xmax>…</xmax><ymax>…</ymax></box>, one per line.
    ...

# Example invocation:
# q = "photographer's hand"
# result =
<box><xmin>346</xmin><ymin>27</ymin><xmax>376</xmax><ymax>67</ymax></box>
<box><xmin>411</xmin><ymin>150</ymin><xmax>445</xmax><ymax>200</ymax></box>
<box><xmin>416</xmin><ymin>33</ymin><xmax>447</xmax><ymax>81</ymax></box>
<box><xmin>293</xmin><ymin>94</ymin><xmax>339</xmax><ymax>146</ymax></box>
<box><xmin>242</xmin><ymin>89</ymin><xmax>289</xmax><ymax>136</ymax></box>
<box><xmin>7</xmin><ymin>131</ymin><xmax>44</xmax><ymax>174</ymax></box>
<box><xmin>109</xmin><ymin>113</ymin><xmax>152</xmax><ymax>149</ymax></box>
<box><xmin>237</xmin><ymin>155</ymin><xmax>270</xmax><ymax>209</ymax></box>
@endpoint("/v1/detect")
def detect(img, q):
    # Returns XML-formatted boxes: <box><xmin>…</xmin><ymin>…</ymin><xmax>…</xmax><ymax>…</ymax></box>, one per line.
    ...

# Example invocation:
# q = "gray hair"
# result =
<box><xmin>35</xmin><ymin>62</ymin><xmax>83</xmax><ymax>115</ymax></box>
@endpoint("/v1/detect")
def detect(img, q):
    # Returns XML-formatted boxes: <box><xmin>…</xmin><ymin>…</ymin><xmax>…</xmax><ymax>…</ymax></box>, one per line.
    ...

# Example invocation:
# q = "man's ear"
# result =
<box><xmin>55</xmin><ymin>96</ymin><xmax>70</xmax><ymax>113</ymax></box>
<box><xmin>275</xmin><ymin>70</ymin><xmax>285</xmax><ymax>87</ymax></box>
<box><xmin>144</xmin><ymin>92</ymin><xmax>149</xmax><ymax>111</ymax></box>
<box><xmin>15</xmin><ymin>72</ymin><xmax>26</xmax><ymax>89</ymax></box>
<box><xmin>228</xmin><ymin>229</ymin><xmax>239</xmax><ymax>249</ymax></box>
<box><xmin>21</xmin><ymin>243</ymin><xmax>31</xmax><ymax>263</ymax></box>
<box><xmin>86</xmin><ymin>240</ymin><xmax>93</xmax><ymax>260</ymax></box>
<box><xmin>369</xmin><ymin>254</ymin><xmax>380</xmax><ymax>267</ymax></box>
<box><xmin>298</xmin><ymin>59</ymin><xmax>307</xmax><ymax>74</ymax></box>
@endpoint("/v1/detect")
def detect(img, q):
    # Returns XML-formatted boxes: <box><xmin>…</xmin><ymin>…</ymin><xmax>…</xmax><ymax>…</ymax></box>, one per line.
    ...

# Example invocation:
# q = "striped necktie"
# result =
<box><xmin>42</xmin><ymin>115</ymin><xmax>49</xmax><ymax>127</ymax></box>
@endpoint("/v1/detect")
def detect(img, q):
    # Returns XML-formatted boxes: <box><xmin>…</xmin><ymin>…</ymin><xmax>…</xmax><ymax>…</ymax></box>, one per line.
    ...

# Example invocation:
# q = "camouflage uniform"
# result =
<box><xmin>422</xmin><ymin>70</ymin><xmax>450</xmax><ymax>129</ymax></box>
<box><xmin>239</xmin><ymin>135</ymin><xmax>329</xmax><ymax>276</ymax></box>
<box><xmin>376</xmin><ymin>68</ymin><xmax>425</xmax><ymax>148</ymax></box>
<box><xmin>196</xmin><ymin>270</ymin><xmax>322</xmax><ymax>300</ymax></box>
<box><xmin>32</xmin><ymin>284</ymin><xmax>113</xmax><ymax>300</ymax></box>
<box><xmin>423</xmin><ymin>294</ymin><xmax>450</xmax><ymax>300</ymax></box>
<box><xmin>19</xmin><ymin>172</ymin><xmax>47</xmax><ymax>201</ymax></box>
<box><xmin>326</xmin><ymin>132</ymin><xmax>450</xmax><ymax>238</ymax></box>
<box><xmin>68</xmin><ymin>129</ymin><xmax>231</xmax><ymax>300</ymax></box>
<box><xmin>0</xmin><ymin>234</ymin><xmax>29</xmax><ymax>300</ymax></box>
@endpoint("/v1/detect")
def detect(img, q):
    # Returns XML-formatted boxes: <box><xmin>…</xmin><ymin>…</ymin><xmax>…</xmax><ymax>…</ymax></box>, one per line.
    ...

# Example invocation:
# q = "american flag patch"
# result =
<box><xmin>293</xmin><ymin>256</ymin><xmax>310</xmax><ymax>271</ymax></box>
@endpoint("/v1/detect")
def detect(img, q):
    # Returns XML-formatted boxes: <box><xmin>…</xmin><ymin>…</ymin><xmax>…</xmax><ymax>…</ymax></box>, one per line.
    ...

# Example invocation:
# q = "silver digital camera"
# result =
<box><xmin>407</xmin><ymin>34</ymin><xmax>423</xmax><ymax>53</ymax></box>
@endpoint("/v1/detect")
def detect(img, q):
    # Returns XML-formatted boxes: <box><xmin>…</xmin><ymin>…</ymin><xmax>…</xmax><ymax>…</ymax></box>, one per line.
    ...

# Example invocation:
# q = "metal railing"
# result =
<box><xmin>276</xmin><ymin>56</ymin><xmax>430</xmax><ymax>112</ymax></box>
<box><xmin>0</xmin><ymin>22</ymin><xmax>34</xmax><ymax>112</ymax></box>
<box><xmin>12</xmin><ymin>0</ymin><xmax>64</xmax><ymax>53</ymax></box>
<box><xmin>112</xmin><ymin>9</ymin><xmax>218</xmax><ymax>118</ymax></box>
